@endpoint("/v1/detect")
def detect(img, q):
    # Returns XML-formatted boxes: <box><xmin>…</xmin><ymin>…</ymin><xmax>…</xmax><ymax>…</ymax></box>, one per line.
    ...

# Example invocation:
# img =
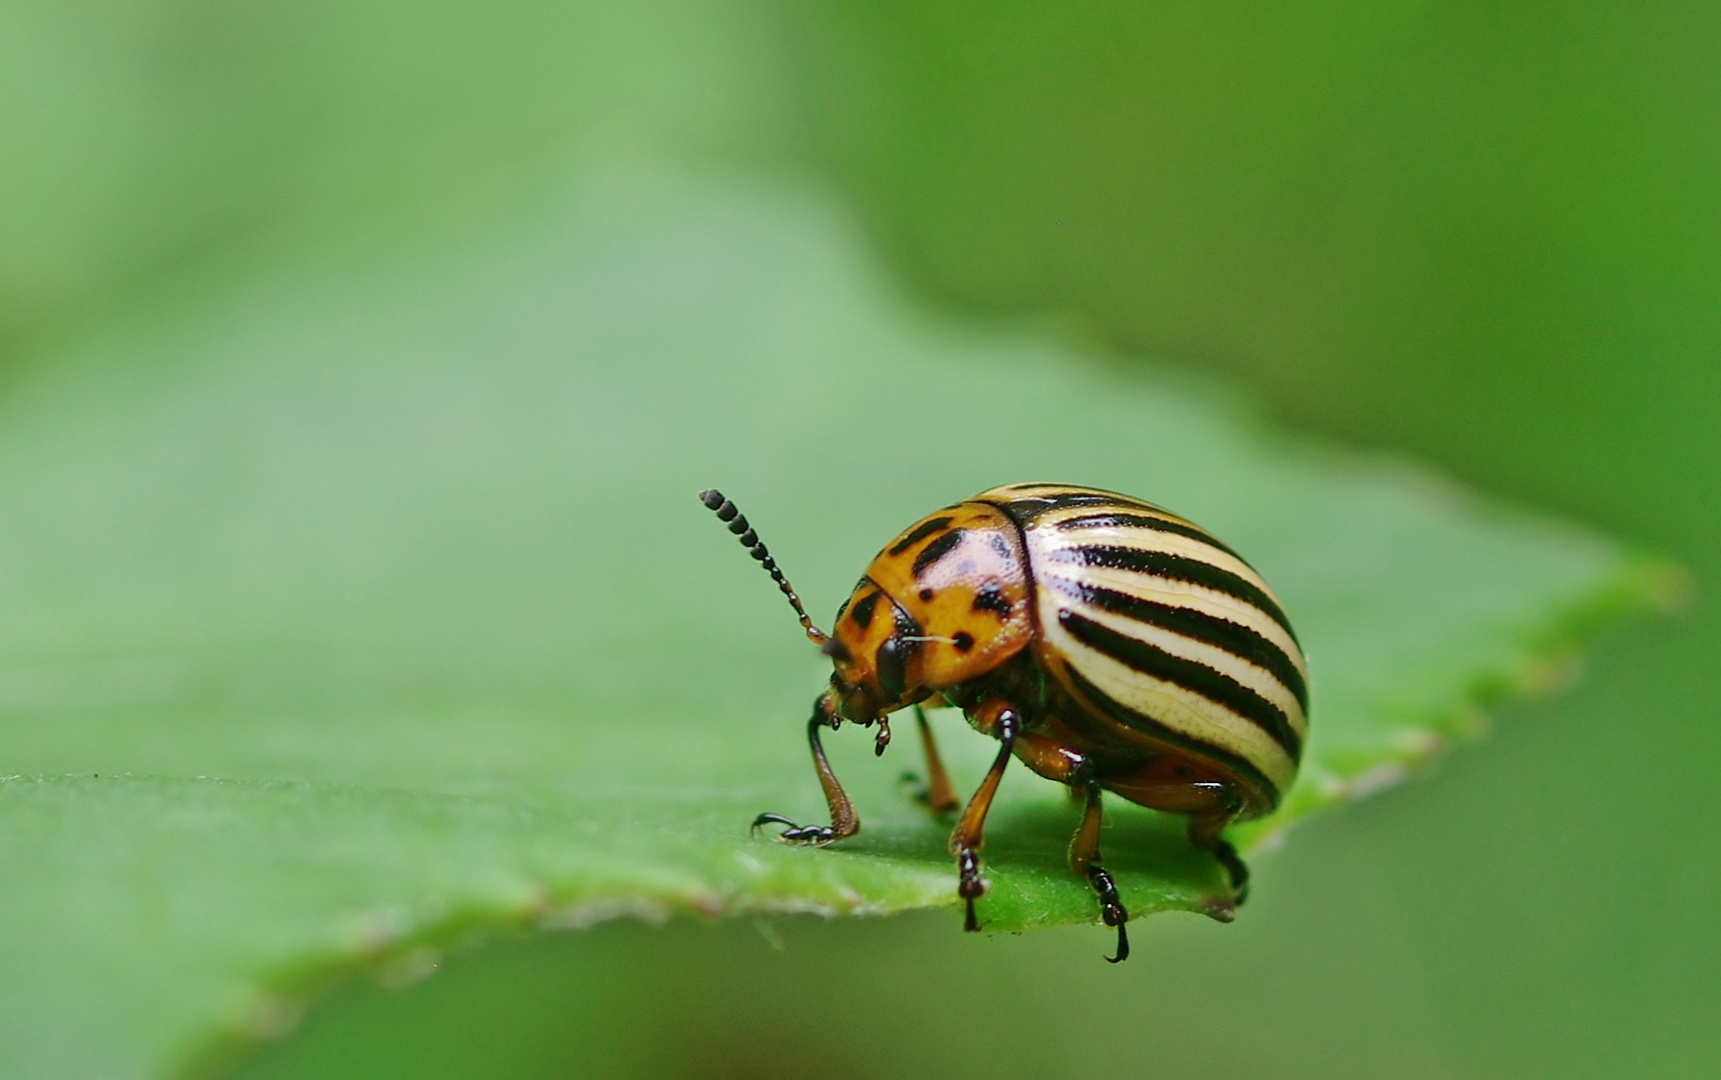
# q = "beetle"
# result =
<box><xmin>699</xmin><ymin>483</ymin><xmax>1307</xmax><ymax>961</ymax></box>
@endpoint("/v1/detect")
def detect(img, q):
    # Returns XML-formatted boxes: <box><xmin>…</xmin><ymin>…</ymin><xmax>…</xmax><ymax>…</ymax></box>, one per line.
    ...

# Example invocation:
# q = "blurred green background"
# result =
<box><xmin>4</xmin><ymin>0</ymin><xmax>1717</xmax><ymax>1076</ymax></box>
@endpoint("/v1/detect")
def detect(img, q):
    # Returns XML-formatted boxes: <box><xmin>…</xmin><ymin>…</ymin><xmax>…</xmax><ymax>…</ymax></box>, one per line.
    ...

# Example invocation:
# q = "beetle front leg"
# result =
<box><xmin>750</xmin><ymin>693</ymin><xmax>859</xmax><ymax>846</ymax></box>
<box><xmin>949</xmin><ymin>698</ymin><xmax>1019</xmax><ymax>931</ymax></box>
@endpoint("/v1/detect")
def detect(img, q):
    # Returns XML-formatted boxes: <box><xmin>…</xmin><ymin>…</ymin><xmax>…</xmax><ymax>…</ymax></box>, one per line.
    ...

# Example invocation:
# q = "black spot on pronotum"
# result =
<box><xmin>952</xmin><ymin>631</ymin><xmax>974</xmax><ymax>653</ymax></box>
<box><xmin>912</xmin><ymin>529</ymin><xmax>964</xmax><ymax>577</ymax></box>
<box><xmin>889</xmin><ymin>516</ymin><xmax>955</xmax><ymax>556</ymax></box>
<box><xmin>849</xmin><ymin>591</ymin><xmax>879</xmax><ymax>630</ymax></box>
<box><xmin>972</xmin><ymin>583</ymin><xmax>1011</xmax><ymax>618</ymax></box>
<box><xmin>918</xmin><ymin>588</ymin><xmax>934</xmax><ymax>601</ymax></box>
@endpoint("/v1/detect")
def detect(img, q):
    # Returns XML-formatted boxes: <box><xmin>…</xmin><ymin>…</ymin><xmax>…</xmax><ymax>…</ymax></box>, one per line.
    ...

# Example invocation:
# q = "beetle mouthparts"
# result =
<box><xmin>820</xmin><ymin>638</ymin><xmax>852</xmax><ymax>662</ymax></box>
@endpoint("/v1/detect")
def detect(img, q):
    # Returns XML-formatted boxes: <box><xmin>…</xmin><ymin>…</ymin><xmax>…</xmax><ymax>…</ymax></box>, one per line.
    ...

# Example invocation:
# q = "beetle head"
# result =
<box><xmin>820</xmin><ymin>580</ymin><xmax>926</xmax><ymax>723</ymax></box>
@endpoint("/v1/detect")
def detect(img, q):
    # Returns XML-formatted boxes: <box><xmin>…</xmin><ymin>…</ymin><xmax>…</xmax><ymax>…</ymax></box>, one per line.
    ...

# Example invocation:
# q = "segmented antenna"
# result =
<box><xmin>699</xmin><ymin>488</ymin><xmax>829</xmax><ymax>646</ymax></box>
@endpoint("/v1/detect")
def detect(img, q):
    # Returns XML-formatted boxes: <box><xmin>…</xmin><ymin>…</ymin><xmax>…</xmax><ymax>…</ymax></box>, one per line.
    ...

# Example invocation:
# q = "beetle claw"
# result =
<box><xmin>1104</xmin><ymin>919</ymin><xmax>1130</xmax><ymax>964</ymax></box>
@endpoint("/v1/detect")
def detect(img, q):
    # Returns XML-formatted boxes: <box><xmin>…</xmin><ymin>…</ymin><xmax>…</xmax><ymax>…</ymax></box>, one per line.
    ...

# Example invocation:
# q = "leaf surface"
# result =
<box><xmin>0</xmin><ymin>180</ymin><xmax>1665</xmax><ymax>1078</ymax></box>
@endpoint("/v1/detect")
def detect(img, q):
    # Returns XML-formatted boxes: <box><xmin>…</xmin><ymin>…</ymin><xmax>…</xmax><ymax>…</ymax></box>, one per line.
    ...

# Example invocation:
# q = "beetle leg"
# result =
<box><xmin>1069</xmin><ymin>781</ymin><xmax>1130</xmax><ymax>963</ymax></box>
<box><xmin>899</xmin><ymin>704</ymin><xmax>960</xmax><ymax>814</ymax></box>
<box><xmin>750</xmin><ymin>694</ymin><xmax>859</xmax><ymax>847</ymax></box>
<box><xmin>1188</xmin><ymin>802</ymin><xmax>1250</xmax><ymax>906</ymax></box>
<box><xmin>950</xmin><ymin>699</ymin><xmax>1018</xmax><ymax>931</ymax></box>
<box><xmin>1102</xmin><ymin>764</ymin><xmax>1251</xmax><ymax>914</ymax></box>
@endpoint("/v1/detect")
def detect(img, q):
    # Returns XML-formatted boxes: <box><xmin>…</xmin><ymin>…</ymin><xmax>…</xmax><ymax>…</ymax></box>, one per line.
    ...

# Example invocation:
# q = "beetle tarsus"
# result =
<box><xmin>957</xmin><ymin>846</ymin><xmax>985</xmax><ymax>932</ymax></box>
<box><xmin>749</xmin><ymin>812</ymin><xmax>836</xmax><ymax>846</ymax></box>
<box><xmin>1087</xmin><ymin>866</ymin><xmax>1131</xmax><ymax>963</ymax></box>
<box><xmin>959</xmin><ymin>847</ymin><xmax>984</xmax><ymax>931</ymax></box>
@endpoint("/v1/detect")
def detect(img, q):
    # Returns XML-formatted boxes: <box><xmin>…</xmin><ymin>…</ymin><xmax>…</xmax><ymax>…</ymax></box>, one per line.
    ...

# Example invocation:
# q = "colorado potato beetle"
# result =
<box><xmin>700</xmin><ymin>483</ymin><xmax>1307</xmax><ymax>961</ymax></box>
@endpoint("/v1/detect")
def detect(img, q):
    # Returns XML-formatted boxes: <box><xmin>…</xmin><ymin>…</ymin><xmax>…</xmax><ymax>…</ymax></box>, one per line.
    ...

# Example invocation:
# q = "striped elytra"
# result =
<box><xmin>995</xmin><ymin>483</ymin><xmax>1307</xmax><ymax>813</ymax></box>
<box><xmin>700</xmin><ymin>482</ymin><xmax>1309</xmax><ymax>962</ymax></box>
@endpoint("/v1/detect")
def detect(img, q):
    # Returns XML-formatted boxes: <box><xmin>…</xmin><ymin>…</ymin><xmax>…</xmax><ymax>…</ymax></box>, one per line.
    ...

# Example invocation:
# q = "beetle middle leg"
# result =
<box><xmin>897</xmin><ymin>703</ymin><xmax>960</xmax><ymax>815</ymax></box>
<box><xmin>949</xmin><ymin>699</ymin><xmax>1019</xmax><ymax>931</ymax></box>
<box><xmin>751</xmin><ymin>693</ymin><xmax>859</xmax><ymax>846</ymax></box>
<box><xmin>1068</xmin><ymin>781</ymin><xmax>1129</xmax><ymax>963</ymax></box>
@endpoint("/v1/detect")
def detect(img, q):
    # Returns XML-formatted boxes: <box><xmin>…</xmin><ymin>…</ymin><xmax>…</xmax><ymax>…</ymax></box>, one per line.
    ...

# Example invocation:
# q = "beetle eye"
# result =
<box><xmin>875</xmin><ymin>636</ymin><xmax>907</xmax><ymax>700</ymax></box>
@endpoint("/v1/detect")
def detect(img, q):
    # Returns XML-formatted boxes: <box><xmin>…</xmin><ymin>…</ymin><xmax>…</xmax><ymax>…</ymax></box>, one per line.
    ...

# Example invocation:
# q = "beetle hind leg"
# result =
<box><xmin>1188</xmin><ymin>805</ymin><xmax>1250</xmax><ymax>908</ymax></box>
<box><xmin>1069</xmin><ymin>781</ymin><xmax>1129</xmax><ymax>963</ymax></box>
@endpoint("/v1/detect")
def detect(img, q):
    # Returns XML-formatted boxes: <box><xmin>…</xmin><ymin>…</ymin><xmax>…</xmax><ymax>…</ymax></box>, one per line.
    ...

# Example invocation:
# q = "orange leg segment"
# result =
<box><xmin>950</xmin><ymin>698</ymin><xmax>1019</xmax><ymax>931</ymax></box>
<box><xmin>1106</xmin><ymin>765</ymin><xmax>1251</xmax><ymax>910</ymax></box>
<box><xmin>909</xmin><ymin>704</ymin><xmax>960</xmax><ymax>814</ymax></box>
<box><xmin>751</xmin><ymin>692</ymin><xmax>860</xmax><ymax>846</ymax></box>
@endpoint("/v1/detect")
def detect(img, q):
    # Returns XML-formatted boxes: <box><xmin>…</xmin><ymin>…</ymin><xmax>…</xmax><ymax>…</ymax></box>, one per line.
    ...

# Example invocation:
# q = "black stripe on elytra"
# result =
<box><xmin>889</xmin><ymin>517</ymin><xmax>955</xmax><ymax>556</ymax></box>
<box><xmin>1049</xmin><ymin>578</ymin><xmax>1306</xmax><ymax>709</ymax></box>
<box><xmin>1052</xmin><ymin>511</ymin><xmax>1246</xmax><ymax>563</ymax></box>
<box><xmin>848</xmin><ymin>590</ymin><xmax>880</xmax><ymax>630</ymax></box>
<box><xmin>1002</xmin><ymin>484</ymin><xmax>1150</xmax><ymax>503</ymax></box>
<box><xmin>972</xmin><ymin>582</ymin><xmax>1012</xmax><ymax>618</ymax></box>
<box><xmin>1004</xmin><ymin>493</ymin><xmax>1117</xmax><ymax>518</ymax></box>
<box><xmin>997</xmin><ymin>490</ymin><xmax>1160</xmax><ymax>519</ymax></box>
<box><xmin>1046</xmin><ymin>544</ymin><xmax>1298</xmax><ymax>644</ymax></box>
<box><xmin>911</xmin><ymin>528</ymin><xmax>965</xmax><ymax>578</ymax></box>
<box><xmin>1059</xmin><ymin>610</ymin><xmax>1301</xmax><ymax>758</ymax></box>
<box><xmin>1061</xmin><ymin>665</ymin><xmax>1284</xmax><ymax>808</ymax></box>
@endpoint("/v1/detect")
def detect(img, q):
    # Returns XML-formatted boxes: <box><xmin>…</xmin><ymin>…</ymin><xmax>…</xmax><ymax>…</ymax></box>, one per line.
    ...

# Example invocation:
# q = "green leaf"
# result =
<box><xmin>0</xmin><ymin>178</ymin><xmax>1667</xmax><ymax>1078</ymax></box>
<box><xmin>0</xmin><ymin>0</ymin><xmax>791</xmax><ymax>351</ymax></box>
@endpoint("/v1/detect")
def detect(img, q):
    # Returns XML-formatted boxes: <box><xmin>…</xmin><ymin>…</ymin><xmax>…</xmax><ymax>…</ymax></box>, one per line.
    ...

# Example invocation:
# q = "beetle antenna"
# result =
<box><xmin>699</xmin><ymin>488</ymin><xmax>829</xmax><ymax>646</ymax></box>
